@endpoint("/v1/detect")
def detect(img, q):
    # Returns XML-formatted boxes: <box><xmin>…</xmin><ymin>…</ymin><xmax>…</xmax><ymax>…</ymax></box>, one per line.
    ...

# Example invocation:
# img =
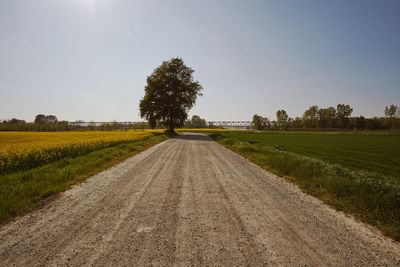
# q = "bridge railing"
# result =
<box><xmin>69</xmin><ymin>121</ymin><xmax>252</xmax><ymax>128</ymax></box>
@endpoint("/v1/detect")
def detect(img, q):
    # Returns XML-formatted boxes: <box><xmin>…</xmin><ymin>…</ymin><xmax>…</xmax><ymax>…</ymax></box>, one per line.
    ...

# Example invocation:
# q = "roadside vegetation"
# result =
<box><xmin>0</xmin><ymin>132</ymin><xmax>168</xmax><ymax>224</ymax></box>
<box><xmin>207</xmin><ymin>131</ymin><xmax>400</xmax><ymax>240</ymax></box>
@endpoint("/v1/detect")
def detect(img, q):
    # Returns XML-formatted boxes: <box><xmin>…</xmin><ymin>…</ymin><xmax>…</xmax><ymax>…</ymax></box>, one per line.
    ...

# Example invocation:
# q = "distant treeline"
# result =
<box><xmin>182</xmin><ymin>115</ymin><xmax>220</xmax><ymax>129</ymax></box>
<box><xmin>2</xmin><ymin>105</ymin><xmax>400</xmax><ymax>131</ymax></box>
<box><xmin>0</xmin><ymin>114</ymin><xmax>153</xmax><ymax>132</ymax></box>
<box><xmin>252</xmin><ymin>104</ymin><xmax>400</xmax><ymax>130</ymax></box>
<box><xmin>0</xmin><ymin>114</ymin><xmax>218</xmax><ymax>131</ymax></box>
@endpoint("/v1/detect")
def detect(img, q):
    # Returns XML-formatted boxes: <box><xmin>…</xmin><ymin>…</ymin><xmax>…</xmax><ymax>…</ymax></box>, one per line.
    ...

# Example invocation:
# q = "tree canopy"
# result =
<box><xmin>336</xmin><ymin>104</ymin><xmax>353</xmax><ymax>127</ymax></box>
<box><xmin>139</xmin><ymin>58</ymin><xmax>203</xmax><ymax>132</ymax></box>
<box><xmin>251</xmin><ymin>114</ymin><xmax>270</xmax><ymax>130</ymax></box>
<box><xmin>34</xmin><ymin>114</ymin><xmax>58</xmax><ymax>124</ymax></box>
<box><xmin>385</xmin><ymin>104</ymin><xmax>398</xmax><ymax>118</ymax></box>
<box><xmin>189</xmin><ymin>115</ymin><xmax>207</xmax><ymax>128</ymax></box>
<box><xmin>276</xmin><ymin>110</ymin><xmax>289</xmax><ymax>129</ymax></box>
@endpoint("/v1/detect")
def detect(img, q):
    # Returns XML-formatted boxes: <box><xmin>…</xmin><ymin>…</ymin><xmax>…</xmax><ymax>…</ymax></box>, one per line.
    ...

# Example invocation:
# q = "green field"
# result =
<box><xmin>212</xmin><ymin>131</ymin><xmax>400</xmax><ymax>178</ymax></box>
<box><xmin>208</xmin><ymin>131</ymin><xmax>400</xmax><ymax>240</ymax></box>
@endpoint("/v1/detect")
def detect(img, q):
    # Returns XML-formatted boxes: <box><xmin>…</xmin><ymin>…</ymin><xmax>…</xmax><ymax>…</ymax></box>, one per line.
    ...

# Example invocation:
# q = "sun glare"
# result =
<box><xmin>85</xmin><ymin>0</ymin><xmax>95</xmax><ymax>17</ymax></box>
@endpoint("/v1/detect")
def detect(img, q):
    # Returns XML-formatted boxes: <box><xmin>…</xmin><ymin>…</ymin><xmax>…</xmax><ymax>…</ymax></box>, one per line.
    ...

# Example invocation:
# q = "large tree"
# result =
<box><xmin>139</xmin><ymin>58</ymin><xmax>203</xmax><ymax>132</ymax></box>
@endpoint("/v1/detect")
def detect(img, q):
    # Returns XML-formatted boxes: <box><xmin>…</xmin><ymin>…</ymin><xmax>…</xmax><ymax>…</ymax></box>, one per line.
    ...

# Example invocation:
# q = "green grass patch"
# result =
<box><xmin>0</xmin><ymin>134</ymin><xmax>168</xmax><ymax>224</ymax></box>
<box><xmin>212</xmin><ymin>131</ymin><xmax>400</xmax><ymax>177</ymax></box>
<box><xmin>209</xmin><ymin>131</ymin><xmax>400</xmax><ymax>241</ymax></box>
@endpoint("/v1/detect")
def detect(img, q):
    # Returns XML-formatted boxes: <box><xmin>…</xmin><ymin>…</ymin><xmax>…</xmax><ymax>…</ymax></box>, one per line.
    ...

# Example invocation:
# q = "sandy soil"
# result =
<box><xmin>0</xmin><ymin>133</ymin><xmax>399</xmax><ymax>266</ymax></box>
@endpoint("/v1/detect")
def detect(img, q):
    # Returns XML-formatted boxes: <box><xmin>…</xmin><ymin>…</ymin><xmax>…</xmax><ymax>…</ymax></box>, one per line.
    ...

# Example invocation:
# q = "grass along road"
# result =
<box><xmin>0</xmin><ymin>133</ymin><xmax>399</xmax><ymax>266</ymax></box>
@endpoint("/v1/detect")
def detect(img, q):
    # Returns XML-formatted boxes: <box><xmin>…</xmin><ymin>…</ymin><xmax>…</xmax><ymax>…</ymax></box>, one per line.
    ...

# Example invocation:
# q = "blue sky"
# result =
<box><xmin>0</xmin><ymin>0</ymin><xmax>399</xmax><ymax>122</ymax></box>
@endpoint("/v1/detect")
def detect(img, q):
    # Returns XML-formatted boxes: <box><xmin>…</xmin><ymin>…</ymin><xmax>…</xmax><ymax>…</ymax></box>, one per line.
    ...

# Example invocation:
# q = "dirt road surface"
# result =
<box><xmin>1</xmin><ymin>133</ymin><xmax>399</xmax><ymax>266</ymax></box>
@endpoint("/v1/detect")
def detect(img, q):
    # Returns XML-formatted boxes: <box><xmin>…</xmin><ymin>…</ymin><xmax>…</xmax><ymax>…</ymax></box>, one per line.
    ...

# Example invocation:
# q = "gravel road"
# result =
<box><xmin>0</xmin><ymin>133</ymin><xmax>399</xmax><ymax>266</ymax></box>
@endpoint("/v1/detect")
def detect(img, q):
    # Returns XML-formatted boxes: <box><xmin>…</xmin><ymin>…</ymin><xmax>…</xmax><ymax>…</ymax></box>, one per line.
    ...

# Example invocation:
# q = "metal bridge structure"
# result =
<box><xmin>207</xmin><ymin>121</ymin><xmax>251</xmax><ymax>129</ymax></box>
<box><xmin>69</xmin><ymin>121</ymin><xmax>252</xmax><ymax>129</ymax></box>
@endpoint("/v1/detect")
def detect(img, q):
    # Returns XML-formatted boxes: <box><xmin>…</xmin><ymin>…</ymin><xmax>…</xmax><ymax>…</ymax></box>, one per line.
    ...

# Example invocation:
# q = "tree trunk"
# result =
<box><xmin>167</xmin><ymin>122</ymin><xmax>175</xmax><ymax>134</ymax></box>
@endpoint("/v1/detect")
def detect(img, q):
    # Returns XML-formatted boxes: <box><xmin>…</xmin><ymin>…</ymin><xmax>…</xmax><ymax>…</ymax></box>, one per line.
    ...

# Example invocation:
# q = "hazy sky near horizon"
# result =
<box><xmin>1</xmin><ymin>0</ymin><xmax>399</xmax><ymax>122</ymax></box>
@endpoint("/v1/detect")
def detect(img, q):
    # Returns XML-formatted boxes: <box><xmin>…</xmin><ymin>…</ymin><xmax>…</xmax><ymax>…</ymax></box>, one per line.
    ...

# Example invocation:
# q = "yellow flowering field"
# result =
<box><xmin>0</xmin><ymin>130</ymin><xmax>163</xmax><ymax>174</ymax></box>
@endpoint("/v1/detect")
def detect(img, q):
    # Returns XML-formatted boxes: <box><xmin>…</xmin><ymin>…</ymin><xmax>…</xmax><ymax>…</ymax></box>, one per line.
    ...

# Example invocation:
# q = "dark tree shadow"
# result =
<box><xmin>175</xmin><ymin>133</ymin><xmax>214</xmax><ymax>142</ymax></box>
